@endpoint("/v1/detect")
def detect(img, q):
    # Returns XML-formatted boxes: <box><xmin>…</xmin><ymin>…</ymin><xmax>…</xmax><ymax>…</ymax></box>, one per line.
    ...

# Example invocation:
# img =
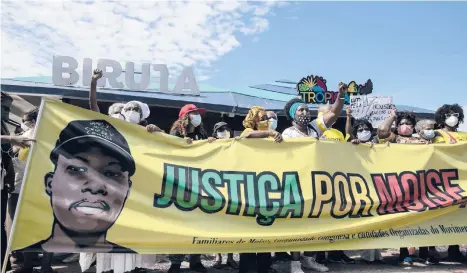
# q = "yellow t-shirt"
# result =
<box><xmin>18</xmin><ymin>147</ymin><xmax>30</xmax><ymax>162</ymax></box>
<box><xmin>433</xmin><ymin>130</ymin><xmax>467</xmax><ymax>144</ymax></box>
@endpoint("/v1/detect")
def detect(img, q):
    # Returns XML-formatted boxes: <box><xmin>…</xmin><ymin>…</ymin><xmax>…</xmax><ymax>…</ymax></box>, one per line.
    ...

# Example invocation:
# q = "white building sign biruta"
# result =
<box><xmin>52</xmin><ymin>56</ymin><xmax>200</xmax><ymax>96</ymax></box>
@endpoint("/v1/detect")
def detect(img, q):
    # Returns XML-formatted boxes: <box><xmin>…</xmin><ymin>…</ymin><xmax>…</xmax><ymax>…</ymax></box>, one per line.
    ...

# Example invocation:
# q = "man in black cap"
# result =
<box><xmin>20</xmin><ymin>119</ymin><xmax>136</xmax><ymax>254</ymax></box>
<box><xmin>212</xmin><ymin>121</ymin><xmax>232</xmax><ymax>139</ymax></box>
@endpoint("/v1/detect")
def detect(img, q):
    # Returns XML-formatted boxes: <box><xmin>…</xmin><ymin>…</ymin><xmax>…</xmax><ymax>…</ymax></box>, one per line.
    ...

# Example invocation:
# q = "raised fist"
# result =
<box><xmin>92</xmin><ymin>69</ymin><xmax>103</xmax><ymax>81</ymax></box>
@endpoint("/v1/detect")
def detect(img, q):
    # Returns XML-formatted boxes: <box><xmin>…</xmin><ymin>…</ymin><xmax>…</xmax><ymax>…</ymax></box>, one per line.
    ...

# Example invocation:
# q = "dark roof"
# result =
<box><xmin>1</xmin><ymin>77</ymin><xmax>435</xmax><ymax>118</ymax></box>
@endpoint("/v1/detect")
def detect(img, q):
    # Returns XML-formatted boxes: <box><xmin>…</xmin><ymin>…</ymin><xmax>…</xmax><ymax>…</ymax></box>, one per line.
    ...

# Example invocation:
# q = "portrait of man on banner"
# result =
<box><xmin>20</xmin><ymin>119</ymin><xmax>137</xmax><ymax>253</ymax></box>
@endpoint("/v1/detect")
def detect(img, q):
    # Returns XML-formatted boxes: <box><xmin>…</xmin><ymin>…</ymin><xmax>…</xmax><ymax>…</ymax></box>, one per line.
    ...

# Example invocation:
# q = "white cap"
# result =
<box><xmin>125</xmin><ymin>101</ymin><xmax>150</xmax><ymax>119</ymax></box>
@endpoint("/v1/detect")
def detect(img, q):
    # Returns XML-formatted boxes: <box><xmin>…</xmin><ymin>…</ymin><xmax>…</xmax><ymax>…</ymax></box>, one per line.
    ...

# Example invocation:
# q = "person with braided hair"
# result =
<box><xmin>169</xmin><ymin>104</ymin><xmax>213</xmax><ymax>144</ymax></box>
<box><xmin>167</xmin><ymin>104</ymin><xmax>214</xmax><ymax>273</ymax></box>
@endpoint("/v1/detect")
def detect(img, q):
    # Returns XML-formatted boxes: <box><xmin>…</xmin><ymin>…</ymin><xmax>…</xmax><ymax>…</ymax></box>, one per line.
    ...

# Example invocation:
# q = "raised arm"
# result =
<box><xmin>377</xmin><ymin>108</ymin><xmax>397</xmax><ymax>139</ymax></box>
<box><xmin>89</xmin><ymin>69</ymin><xmax>103</xmax><ymax>113</ymax></box>
<box><xmin>322</xmin><ymin>82</ymin><xmax>348</xmax><ymax>128</ymax></box>
<box><xmin>345</xmin><ymin>107</ymin><xmax>352</xmax><ymax>139</ymax></box>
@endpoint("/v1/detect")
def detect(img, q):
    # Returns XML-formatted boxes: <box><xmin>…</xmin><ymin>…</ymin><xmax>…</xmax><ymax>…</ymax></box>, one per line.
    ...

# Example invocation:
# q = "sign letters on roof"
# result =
<box><xmin>52</xmin><ymin>56</ymin><xmax>200</xmax><ymax>96</ymax></box>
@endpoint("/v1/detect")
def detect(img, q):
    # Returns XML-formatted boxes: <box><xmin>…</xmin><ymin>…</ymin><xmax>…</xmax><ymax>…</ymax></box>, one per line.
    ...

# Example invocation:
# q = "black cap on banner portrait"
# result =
<box><xmin>50</xmin><ymin>120</ymin><xmax>136</xmax><ymax>176</ymax></box>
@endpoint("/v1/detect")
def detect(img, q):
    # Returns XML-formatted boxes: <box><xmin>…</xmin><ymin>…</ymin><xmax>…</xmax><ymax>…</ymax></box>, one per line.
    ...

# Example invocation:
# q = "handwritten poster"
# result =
<box><xmin>350</xmin><ymin>96</ymin><xmax>393</xmax><ymax>127</ymax></box>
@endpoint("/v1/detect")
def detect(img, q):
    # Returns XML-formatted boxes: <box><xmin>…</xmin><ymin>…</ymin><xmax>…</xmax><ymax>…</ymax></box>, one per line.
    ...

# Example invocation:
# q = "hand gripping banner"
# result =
<box><xmin>8</xmin><ymin>99</ymin><xmax>467</xmax><ymax>255</ymax></box>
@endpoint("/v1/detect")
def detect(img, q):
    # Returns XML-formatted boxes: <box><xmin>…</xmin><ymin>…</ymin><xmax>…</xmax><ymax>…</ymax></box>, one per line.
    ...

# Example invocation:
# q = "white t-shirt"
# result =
<box><xmin>282</xmin><ymin>116</ymin><xmax>328</xmax><ymax>139</ymax></box>
<box><xmin>12</xmin><ymin>158</ymin><xmax>25</xmax><ymax>194</ymax></box>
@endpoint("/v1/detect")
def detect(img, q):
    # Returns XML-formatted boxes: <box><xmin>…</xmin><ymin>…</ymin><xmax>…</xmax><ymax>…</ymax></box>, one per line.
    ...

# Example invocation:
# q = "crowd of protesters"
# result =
<box><xmin>1</xmin><ymin>69</ymin><xmax>466</xmax><ymax>273</ymax></box>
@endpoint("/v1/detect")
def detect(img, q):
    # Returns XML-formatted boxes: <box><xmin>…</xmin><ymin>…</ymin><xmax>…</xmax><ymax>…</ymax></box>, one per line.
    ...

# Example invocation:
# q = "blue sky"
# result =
<box><xmin>2</xmin><ymin>1</ymin><xmax>466</xmax><ymax>113</ymax></box>
<box><xmin>208</xmin><ymin>2</ymin><xmax>467</xmax><ymax>111</ymax></box>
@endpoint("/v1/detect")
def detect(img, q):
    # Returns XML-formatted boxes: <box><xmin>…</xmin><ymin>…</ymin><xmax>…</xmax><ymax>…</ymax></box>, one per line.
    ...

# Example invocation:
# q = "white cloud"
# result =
<box><xmin>1</xmin><ymin>1</ymin><xmax>284</xmax><ymax>81</ymax></box>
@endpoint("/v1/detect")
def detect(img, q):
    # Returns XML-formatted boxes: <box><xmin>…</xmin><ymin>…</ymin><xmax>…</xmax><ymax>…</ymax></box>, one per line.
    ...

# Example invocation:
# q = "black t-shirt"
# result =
<box><xmin>1</xmin><ymin>121</ymin><xmax>14</xmax><ymax>189</ymax></box>
<box><xmin>170</xmin><ymin>130</ymin><xmax>206</xmax><ymax>140</ymax></box>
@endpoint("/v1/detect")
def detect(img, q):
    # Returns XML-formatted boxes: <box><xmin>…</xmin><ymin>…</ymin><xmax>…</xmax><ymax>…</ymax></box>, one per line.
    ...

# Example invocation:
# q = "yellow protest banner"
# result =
<box><xmin>9</xmin><ymin>99</ymin><xmax>467</xmax><ymax>255</ymax></box>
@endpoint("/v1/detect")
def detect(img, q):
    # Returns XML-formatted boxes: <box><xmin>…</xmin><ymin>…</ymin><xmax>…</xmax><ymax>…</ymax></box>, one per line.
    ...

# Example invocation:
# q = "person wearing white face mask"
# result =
<box><xmin>210</xmin><ymin>121</ymin><xmax>238</xmax><ymax>270</ymax></box>
<box><xmin>108</xmin><ymin>103</ymin><xmax>125</xmax><ymax>120</ymax></box>
<box><xmin>89</xmin><ymin>69</ymin><xmax>162</xmax><ymax>134</ymax></box>
<box><xmin>433</xmin><ymin>103</ymin><xmax>466</xmax><ymax>144</ymax></box>
<box><xmin>168</xmin><ymin>104</ymin><xmax>214</xmax><ymax>273</ymax></box>
<box><xmin>169</xmin><ymin>104</ymin><xmax>215</xmax><ymax>146</ymax></box>
<box><xmin>121</xmin><ymin>101</ymin><xmax>149</xmax><ymax>124</ymax></box>
<box><xmin>212</xmin><ymin>122</ymin><xmax>232</xmax><ymax>140</ymax></box>
<box><xmin>414</xmin><ymin>119</ymin><xmax>436</xmax><ymax>143</ymax></box>
<box><xmin>267</xmin><ymin>111</ymin><xmax>278</xmax><ymax>131</ymax></box>
<box><xmin>433</xmin><ymin>104</ymin><xmax>467</xmax><ymax>263</ymax></box>
<box><xmin>345</xmin><ymin>107</ymin><xmax>377</xmax><ymax>145</ymax></box>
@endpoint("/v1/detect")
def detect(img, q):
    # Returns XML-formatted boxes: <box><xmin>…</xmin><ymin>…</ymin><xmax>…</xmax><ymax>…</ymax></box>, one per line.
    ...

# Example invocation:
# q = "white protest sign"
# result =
<box><xmin>350</xmin><ymin>95</ymin><xmax>393</xmax><ymax>127</ymax></box>
<box><xmin>52</xmin><ymin>56</ymin><xmax>200</xmax><ymax>95</ymax></box>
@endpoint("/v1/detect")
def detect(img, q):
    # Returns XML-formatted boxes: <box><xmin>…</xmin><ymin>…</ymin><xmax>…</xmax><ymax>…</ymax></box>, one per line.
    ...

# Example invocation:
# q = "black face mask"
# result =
<box><xmin>295</xmin><ymin>114</ymin><xmax>311</xmax><ymax>126</ymax></box>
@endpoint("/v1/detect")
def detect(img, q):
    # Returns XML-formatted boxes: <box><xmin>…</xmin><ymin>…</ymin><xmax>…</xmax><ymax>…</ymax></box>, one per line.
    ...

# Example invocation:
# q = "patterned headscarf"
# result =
<box><xmin>243</xmin><ymin>106</ymin><xmax>265</xmax><ymax>129</ymax></box>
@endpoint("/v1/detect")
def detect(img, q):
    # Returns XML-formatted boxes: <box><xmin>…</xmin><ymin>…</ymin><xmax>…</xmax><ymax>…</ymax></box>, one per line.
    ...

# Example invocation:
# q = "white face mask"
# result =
<box><xmin>123</xmin><ymin>111</ymin><xmax>141</xmax><ymax>124</ymax></box>
<box><xmin>445</xmin><ymin>116</ymin><xmax>459</xmax><ymax>127</ymax></box>
<box><xmin>111</xmin><ymin>113</ymin><xmax>125</xmax><ymax>120</ymax></box>
<box><xmin>190</xmin><ymin>114</ymin><xmax>202</xmax><ymax>127</ymax></box>
<box><xmin>217</xmin><ymin>131</ymin><xmax>231</xmax><ymax>139</ymax></box>
<box><xmin>357</xmin><ymin>130</ymin><xmax>372</xmax><ymax>142</ymax></box>
<box><xmin>269</xmin><ymin>119</ymin><xmax>278</xmax><ymax>130</ymax></box>
<box><xmin>421</xmin><ymin>129</ymin><xmax>435</xmax><ymax>140</ymax></box>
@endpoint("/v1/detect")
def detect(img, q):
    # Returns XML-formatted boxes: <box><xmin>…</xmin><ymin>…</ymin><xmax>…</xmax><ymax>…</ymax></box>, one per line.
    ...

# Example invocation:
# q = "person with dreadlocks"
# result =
<box><xmin>433</xmin><ymin>104</ymin><xmax>467</xmax><ymax>263</ymax></box>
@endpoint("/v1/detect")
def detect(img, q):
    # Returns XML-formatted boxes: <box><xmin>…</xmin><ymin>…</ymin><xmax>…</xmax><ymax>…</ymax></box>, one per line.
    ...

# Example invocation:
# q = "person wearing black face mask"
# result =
<box><xmin>281</xmin><ymin>98</ymin><xmax>329</xmax><ymax>273</ymax></box>
<box><xmin>282</xmin><ymin>98</ymin><xmax>318</xmax><ymax>139</ymax></box>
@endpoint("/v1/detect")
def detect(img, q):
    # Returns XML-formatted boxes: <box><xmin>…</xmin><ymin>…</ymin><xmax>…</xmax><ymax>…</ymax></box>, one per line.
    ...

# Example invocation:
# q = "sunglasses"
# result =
<box><xmin>356</xmin><ymin>128</ymin><xmax>369</xmax><ymax>133</ymax></box>
<box><xmin>445</xmin><ymin>113</ymin><xmax>459</xmax><ymax>118</ymax></box>
<box><xmin>260</xmin><ymin>115</ymin><xmax>269</xmax><ymax>121</ymax></box>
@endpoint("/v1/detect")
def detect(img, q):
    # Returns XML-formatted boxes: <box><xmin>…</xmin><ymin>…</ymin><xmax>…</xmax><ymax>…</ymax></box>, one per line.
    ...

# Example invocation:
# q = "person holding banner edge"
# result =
<box><xmin>378</xmin><ymin>109</ymin><xmax>441</xmax><ymax>266</ymax></box>
<box><xmin>238</xmin><ymin>106</ymin><xmax>282</xmax><ymax>273</ymax></box>
<box><xmin>281</xmin><ymin>81</ymin><xmax>348</xmax><ymax>272</ymax></box>
<box><xmin>433</xmin><ymin>104</ymin><xmax>467</xmax><ymax>263</ymax></box>
<box><xmin>167</xmin><ymin>104</ymin><xmax>215</xmax><ymax>273</ymax></box>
